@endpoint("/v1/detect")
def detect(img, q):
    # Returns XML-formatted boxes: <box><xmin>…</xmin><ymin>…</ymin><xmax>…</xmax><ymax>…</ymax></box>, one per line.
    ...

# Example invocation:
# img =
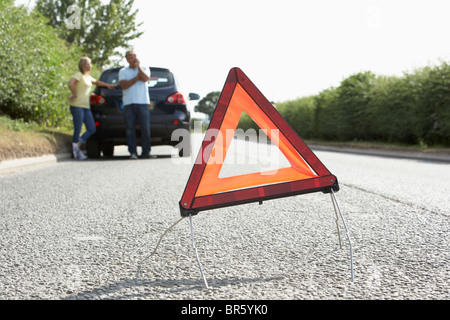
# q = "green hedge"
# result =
<box><xmin>0</xmin><ymin>1</ymin><xmax>82</xmax><ymax>127</ymax></box>
<box><xmin>238</xmin><ymin>63</ymin><xmax>450</xmax><ymax>147</ymax></box>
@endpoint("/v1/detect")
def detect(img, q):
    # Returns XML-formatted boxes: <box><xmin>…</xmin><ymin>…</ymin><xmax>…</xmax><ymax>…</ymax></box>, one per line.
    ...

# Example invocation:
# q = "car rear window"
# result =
<box><xmin>101</xmin><ymin>68</ymin><xmax>175</xmax><ymax>88</ymax></box>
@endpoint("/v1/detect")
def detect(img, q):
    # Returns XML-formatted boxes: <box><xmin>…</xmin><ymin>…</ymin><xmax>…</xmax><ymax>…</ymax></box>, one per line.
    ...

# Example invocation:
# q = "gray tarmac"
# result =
<box><xmin>0</xmin><ymin>142</ymin><xmax>449</xmax><ymax>300</ymax></box>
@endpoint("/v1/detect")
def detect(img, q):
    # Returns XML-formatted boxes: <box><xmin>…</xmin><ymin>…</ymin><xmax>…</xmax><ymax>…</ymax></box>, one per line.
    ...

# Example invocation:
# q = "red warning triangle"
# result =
<box><xmin>180</xmin><ymin>68</ymin><xmax>339</xmax><ymax>216</ymax></box>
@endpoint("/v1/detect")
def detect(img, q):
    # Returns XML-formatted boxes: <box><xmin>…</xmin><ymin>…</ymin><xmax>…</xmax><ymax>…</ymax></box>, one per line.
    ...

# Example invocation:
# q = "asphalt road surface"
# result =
<box><xmin>0</xmin><ymin>133</ymin><xmax>449</xmax><ymax>300</ymax></box>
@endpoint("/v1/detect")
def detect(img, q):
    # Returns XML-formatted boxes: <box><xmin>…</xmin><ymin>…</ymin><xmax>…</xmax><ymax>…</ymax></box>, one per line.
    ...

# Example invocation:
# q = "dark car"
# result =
<box><xmin>86</xmin><ymin>66</ymin><xmax>199</xmax><ymax>158</ymax></box>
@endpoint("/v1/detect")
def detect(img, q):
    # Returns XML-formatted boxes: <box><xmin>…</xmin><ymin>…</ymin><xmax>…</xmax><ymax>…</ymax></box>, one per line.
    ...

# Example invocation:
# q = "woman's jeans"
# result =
<box><xmin>70</xmin><ymin>106</ymin><xmax>96</xmax><ymax>144</ymax></box>
<box><xmin>123</xmin><ymin>104</ymin><xmax>151</xmax><ymax>156</ymax></box>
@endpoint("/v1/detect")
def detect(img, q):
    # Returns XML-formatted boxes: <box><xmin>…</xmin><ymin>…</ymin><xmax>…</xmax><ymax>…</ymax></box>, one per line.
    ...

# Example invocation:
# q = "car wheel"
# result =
<box><xmin>70</xmin><ymin>143</ymin><xmax>75</xmax><ymax>159</ymax></box>
<box><xmin>102</xmin><ymin>144</ymin><xmax>114</xmax><ymax>157</ymax></box>
<box><xmin>86</xmin><ymin>138</ymin><xmax>101</xmax><ymax>158</ymax></box>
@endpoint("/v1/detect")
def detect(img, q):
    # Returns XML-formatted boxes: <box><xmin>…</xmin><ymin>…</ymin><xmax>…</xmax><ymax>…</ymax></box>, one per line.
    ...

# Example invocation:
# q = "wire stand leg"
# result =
<box><xmin>331</xmin><ymin>195</ymin><xmax>343</xmax><ymax>249</ymax></box>
<box><xmin>189</xmin><ymin>214</ymin><xmax>209</xmax><ymax>289</ymax></box>
<box><xmin>330</xmin><ymin>189</ymin><xmax>354</xmax><ymax>282</ymax></box>
<box><xmin>136</xmin><ymin>217</ymin><xmax>185</xmax><ymax>277</ymax></box>
<box><xmin>154</xmin><ymin>217</ymin><xmax>185</xmax><ymax>255</ymax></box>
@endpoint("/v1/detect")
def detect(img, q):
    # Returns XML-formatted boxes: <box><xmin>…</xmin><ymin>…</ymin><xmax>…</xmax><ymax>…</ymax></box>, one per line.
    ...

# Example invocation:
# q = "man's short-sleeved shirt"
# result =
<box><xmin>71</xmin><ymin>71</ymin><xmax>96</xmax><ymax>109</ymax></box>
<box><xmin>118</xmin><ymin>66</ymin><xmax>151</xmax><ymax>106</ymax></box>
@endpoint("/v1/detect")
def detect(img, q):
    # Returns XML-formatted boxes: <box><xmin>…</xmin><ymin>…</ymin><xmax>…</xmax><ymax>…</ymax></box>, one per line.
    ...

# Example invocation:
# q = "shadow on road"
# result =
<box><xmin>63</xmin><ymin>275</ymin><xmax>284</xmax><ymax>300</ymax></box>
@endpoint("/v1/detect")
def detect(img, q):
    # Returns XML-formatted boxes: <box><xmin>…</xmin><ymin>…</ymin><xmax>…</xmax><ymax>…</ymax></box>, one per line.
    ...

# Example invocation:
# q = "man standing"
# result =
<box><xmin>119</xmin><ymin>50</ymin><xmax>153</xmax><ymax>159</ymax></box>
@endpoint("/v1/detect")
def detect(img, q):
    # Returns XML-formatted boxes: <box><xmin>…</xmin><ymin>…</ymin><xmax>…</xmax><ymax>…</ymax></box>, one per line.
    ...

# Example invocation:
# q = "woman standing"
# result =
<box><xmin>68</xmin><ymin>57</ymin><xmax>115</xmax><ymax>160</ymax></box>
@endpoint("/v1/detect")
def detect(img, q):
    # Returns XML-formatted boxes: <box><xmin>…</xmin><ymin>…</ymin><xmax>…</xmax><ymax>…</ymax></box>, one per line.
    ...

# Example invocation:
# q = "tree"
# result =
<box><xmin>35</xmin><ymin>0</ymin><xmax>143</xmax><ymax>67</ymax></box>
<box><xmin>194</xmin><ymin>91</ymin><xmax>221</xmax><ymax>119</ymax></box>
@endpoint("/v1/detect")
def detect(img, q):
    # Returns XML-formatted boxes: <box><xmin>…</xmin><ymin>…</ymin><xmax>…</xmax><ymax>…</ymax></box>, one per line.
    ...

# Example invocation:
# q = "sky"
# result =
<box><xmin>127</xmin><ymin>0</ymin><xmax>450</xmax><ymax>103</ymax></box>
<box><xmin>14</xmin><ymin>0</ymin><xmax>450</xmax><ymax>103</ymax></box>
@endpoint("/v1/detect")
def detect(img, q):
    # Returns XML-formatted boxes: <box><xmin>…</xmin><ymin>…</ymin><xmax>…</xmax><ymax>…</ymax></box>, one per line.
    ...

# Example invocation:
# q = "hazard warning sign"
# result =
<box><xmin>179</xmin><ymin>67</ymin><xmax>339</xmax><ymax>216</ymax></box>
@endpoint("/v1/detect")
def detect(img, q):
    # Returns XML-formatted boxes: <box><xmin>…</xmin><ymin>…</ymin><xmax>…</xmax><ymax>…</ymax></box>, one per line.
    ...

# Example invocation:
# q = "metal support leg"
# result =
<box><xmin>331</xmin><ymin>196</ymin><xmax>343</xmax><ymax>249</ymax></box>
<box><xmin>152</xmin><ymin>217</ymin><xmax>185</xmax><ymax>256</ymax></box>
<box><xmin>137</xmin><ymin>217</ymin><xmax>185</xmax><ymax>276</ymax></box>
<box><xmin>189</xmin><ymin>214</ymin><xmax>209</xmax><ymax>288</ymax></box>
<box><xmin>330</xmin><ymin>189</ymin><xmax>354</xmax><ymax>282</ymax></box>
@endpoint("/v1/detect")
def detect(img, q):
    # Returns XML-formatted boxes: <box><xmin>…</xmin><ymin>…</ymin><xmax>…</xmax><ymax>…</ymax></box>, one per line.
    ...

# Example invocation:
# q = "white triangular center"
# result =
<box><xmin>219</xmin><ymin>112</ymin><xmax>292</xmax><ymax>178</ymax></box>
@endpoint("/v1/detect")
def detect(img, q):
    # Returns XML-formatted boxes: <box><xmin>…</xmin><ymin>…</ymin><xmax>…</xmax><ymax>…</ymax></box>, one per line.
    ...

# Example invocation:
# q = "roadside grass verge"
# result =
<box><xmin>0</xmin><ymin>116</ymin><xmax>72</xmax><ymax>161</ymax></box>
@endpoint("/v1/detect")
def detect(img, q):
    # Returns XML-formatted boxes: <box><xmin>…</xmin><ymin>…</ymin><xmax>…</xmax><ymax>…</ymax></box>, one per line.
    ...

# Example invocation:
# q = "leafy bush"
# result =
<box><xmin>0</xmin><ymin>1</ymin><xmax>82</xmax><ymax>127</ymax></box>
<box><xmin>367</xmin><ymin>75</ymin><xmax>420</xmax><ymax>144</ymax></box>
<box><xmin>263</xmin><ymin>64</ymin><xmax>450</xmax><ymax>147</ymax></box>
<box><xmin>276</xmin><ymin>96</ymin><xmax>316</xmax><ymax>139</ymax></box>
<box><xmin>416</xmin><ymin>62</ymin><xmax>450</xmax><ymax>145</ymax></box>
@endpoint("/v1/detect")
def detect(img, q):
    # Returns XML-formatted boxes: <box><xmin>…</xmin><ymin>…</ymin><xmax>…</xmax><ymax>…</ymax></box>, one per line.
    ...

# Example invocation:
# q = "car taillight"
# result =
<box><xmin>90</xmin><ymin>93</ymin><xmax>106</xmax><ymax>105</ymax></box>
<box><xmin>166</xmin><ymin>92</ymin><xmax>186</xmax><ymax>104</ymax></box>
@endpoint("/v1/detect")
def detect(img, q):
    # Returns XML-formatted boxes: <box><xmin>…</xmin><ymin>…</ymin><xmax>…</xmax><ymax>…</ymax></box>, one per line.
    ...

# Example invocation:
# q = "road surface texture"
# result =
<box><xmin>0</xmin><ymin>134</ymin><xmax>449</xmax><ymax>300</ymax></box>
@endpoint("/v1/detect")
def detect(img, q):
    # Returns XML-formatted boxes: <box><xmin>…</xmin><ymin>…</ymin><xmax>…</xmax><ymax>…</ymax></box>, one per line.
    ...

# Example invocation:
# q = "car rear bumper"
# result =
<box><xmin>92</xmin><ymin>110</ymin><xmax>190</xmax><ymax>146</ymax></box>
